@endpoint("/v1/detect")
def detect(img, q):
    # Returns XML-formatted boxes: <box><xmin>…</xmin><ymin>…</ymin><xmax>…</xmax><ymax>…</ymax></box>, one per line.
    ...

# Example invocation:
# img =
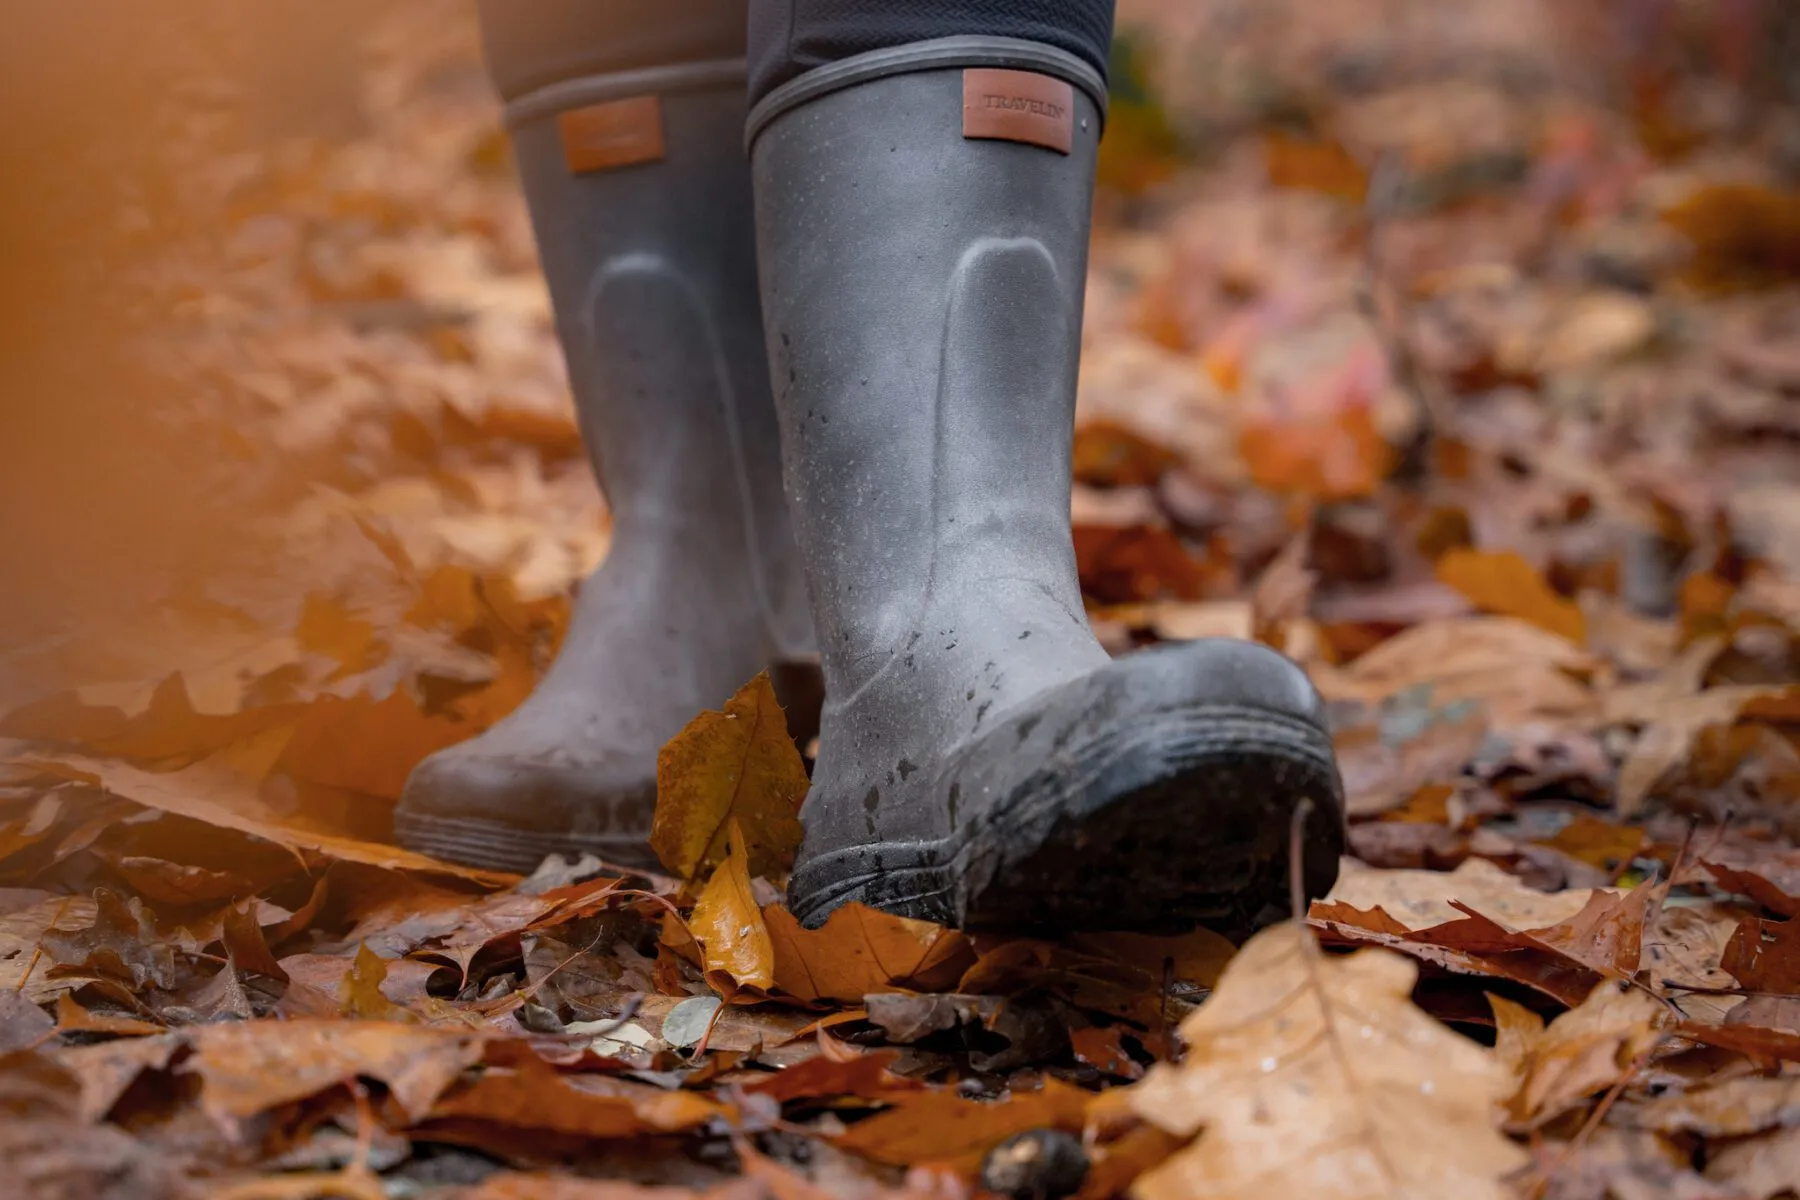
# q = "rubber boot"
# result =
<box><xmin>396</xmin><ymin>63</ymin><xmax>814</xmax><ymax>874</ymax></box>
<box><xmin>750</xmin><ymin>38</ymin><xmax>1344</xmax><ymax>935</ymax></box>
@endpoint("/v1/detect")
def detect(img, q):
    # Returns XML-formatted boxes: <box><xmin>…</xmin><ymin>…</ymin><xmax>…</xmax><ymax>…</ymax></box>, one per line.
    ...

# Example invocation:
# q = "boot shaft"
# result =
<box><xmin>749</xmin><ymin>38</ymin><xmax>1108</xmax><ymax>701</ymax></box>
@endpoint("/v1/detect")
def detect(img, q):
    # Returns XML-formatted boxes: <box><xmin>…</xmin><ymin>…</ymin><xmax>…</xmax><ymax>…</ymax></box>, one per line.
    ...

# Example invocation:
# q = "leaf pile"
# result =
<box><xmin>6</xmin><ymin>1</ymin><xmax>1800</xmax><ymax>1198</ymax></box>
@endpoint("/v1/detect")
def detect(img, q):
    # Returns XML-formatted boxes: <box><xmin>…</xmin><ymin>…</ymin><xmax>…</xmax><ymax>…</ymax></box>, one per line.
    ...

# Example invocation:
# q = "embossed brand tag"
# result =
<box><xmin>559</xmin><ymin>95</ymin><xmax>665</xmax><ymax>173</ymax></box>
<box><xmin>962</xmin><ymin>68</ymin><xmax>1074</xmax><ymax>155</ymax></box>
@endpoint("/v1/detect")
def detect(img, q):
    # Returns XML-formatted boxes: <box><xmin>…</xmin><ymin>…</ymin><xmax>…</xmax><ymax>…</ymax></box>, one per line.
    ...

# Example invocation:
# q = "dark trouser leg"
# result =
<box><xmin>747</xmin><ymin>3</ymin><xmax>1348</xmax><ymax>932</ymax></box>
<box><xmin>396</xmin><ymin>0</ymin><xmax>813</xmax><ymax>874</ymax></box>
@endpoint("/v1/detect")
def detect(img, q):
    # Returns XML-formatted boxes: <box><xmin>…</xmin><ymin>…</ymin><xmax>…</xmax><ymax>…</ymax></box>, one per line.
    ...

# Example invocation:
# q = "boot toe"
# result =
<box><xmin>791</xmin><ymin>638</ymin><xmax>1344</xmax><ymax>936</ymax></box>
<box><xmin>395</xmin><ymin>740</ymin><xmax>660</xmax><ymax>875</ymax></box>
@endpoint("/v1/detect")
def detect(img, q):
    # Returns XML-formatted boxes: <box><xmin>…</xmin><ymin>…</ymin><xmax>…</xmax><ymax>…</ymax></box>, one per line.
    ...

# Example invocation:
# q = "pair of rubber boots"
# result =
<box><xmin>395</xmin><ymin>39</ymin><xmax>1344</xmax><ymax>936</ymax></box>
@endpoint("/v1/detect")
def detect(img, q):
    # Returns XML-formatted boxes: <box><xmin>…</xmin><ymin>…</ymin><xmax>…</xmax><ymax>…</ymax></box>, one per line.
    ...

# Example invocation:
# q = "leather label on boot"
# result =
<box><xmin>558</xmin><ymin>95</ymin><xmax>665</xmax><ymax>173</ymax></box>
<box><xmin>962</xmin><ymin>68</ymin><xmax>1074</xmax><ymax>155</ymax></box>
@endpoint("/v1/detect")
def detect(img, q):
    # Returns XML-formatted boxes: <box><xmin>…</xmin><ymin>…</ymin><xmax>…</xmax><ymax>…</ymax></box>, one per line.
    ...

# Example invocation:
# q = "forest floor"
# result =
<box><xmin>4</xmin><ymin>2</ymin><xmax>1800</xmax><ymax>1197</ymax></box>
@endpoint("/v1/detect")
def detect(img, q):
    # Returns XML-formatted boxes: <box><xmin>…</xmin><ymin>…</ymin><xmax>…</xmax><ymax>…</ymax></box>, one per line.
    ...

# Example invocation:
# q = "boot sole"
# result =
<box><xmin>392</xmin><ymin>810</ymin><xmax>662</xmax><ymax>877</ymax></box>
<box><xmin>788</xmin><ymin>703</ymin><xmax>1343</xmax><ymax>938</ymax></box>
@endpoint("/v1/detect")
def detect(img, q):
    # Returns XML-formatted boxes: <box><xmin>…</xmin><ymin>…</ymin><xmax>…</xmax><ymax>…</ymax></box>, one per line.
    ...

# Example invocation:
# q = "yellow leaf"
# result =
<box><xmin>690</xmin><ymin>822</ymin><xmax>774</xmax><ymax>993</ymax></box>
<box><xmin>1129</xmin><ymin>923</ymin><xmax>1528</xmax><ymax>1200</ymax></box>
<box><xmin>1435</xmin><ymin>548</ymin><xmax>1586</xmax><ymax>644</ymax></box>
<box><xmin>650</xmin><ymin>671</ymin><xmax>807</xmax><ymax>882</ymax></box>
<box><xmin>340</xmin><ymin>943</ymin><xmax>411</xmax><ymax>1021</ymax></box>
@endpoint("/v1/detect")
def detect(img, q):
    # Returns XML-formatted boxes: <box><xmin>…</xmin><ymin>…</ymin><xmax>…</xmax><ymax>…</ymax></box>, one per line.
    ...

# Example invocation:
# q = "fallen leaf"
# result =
<box><xmin>745</xmin><ymin>1048</ymin><xmax>920</xmax><ymax>1104</ymax></box>
<box><xmin>765</xmin><ymin>902</ymin><xmax>971</xmax><ymax>1005</ymax></box>
<box><xmin>835</xmin><ymin>1077</ymin><xmax>1092</xmax><ymax>1176</ymax></box>
<box><xmin>186</xmin><ymin>1019</ymin><xmax>486</xmax><ymax>1124</ymax></box>
<box><xmin>340</xmin><ymin>943</ymin><xmax>413</xmax><ymax>1021</ymax></box>
<box><xmin>1073</xmin><ymin>420</ymin><xmax>1181</xmax><ymax>488</ymax></box>
<box><xmin>1705</xmin><ymin>1124</ymin><xmax>1800</xmax><ymax>1199</ymax></box>
<box><xmin>1493</xmin><ymin>982</ymin><xmax>1668</xmax><ymax>1127</ymax></box>
<box><xmin>12</xmin><ymin>751</ymin><xmax>514</xmax><ymax>885</ymax></box>
<box><xmin>689</xmin><ymin>824</ymin><xmax>773</xmax><ymax>994</ymax></box>
<box><xmin>1616</xmin><ymin>685</ymin><xmax>1800</xmax><ymax>817</ymax></box>
<box><xmin>1321</xmin><ymin>858</ymin><xmax>1605</xmax><ymax>930</ymax></box>
<box><xmin>1723</xmin><ymin>916</ymin><xmax>1800</xmax><ymax>991</ymax></box>
<box><xmin>1129</xmin><ymin>924</ymin><xmax>1528</xmax><ymax>1199</ymax></box>
<box><xmin>650</xmin><ymin>673</ymin><xmax>808</xmax><ymax>883</ymax></box>
<box><xmin>1618</xmin><ymin>1075</ymin><xmax>1800</xmax><ymax>1137</ymax></box>
<box><xmin>1435</xmin><ymin>549</ymin><xmax>1586</xmax><ymax>644</ymax></box>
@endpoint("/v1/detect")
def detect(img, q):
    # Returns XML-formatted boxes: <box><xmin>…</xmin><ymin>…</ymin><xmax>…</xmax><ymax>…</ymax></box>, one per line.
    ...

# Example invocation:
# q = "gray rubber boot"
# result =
<box><xmin>396</xmin><ymin>63</ymin><xmax>814</xmax><ymax>874</ymax></box>
<box><xmin>751</xmin><ymin>38</ymin><xmax>1344</xmax><ymax>936</ymax></box>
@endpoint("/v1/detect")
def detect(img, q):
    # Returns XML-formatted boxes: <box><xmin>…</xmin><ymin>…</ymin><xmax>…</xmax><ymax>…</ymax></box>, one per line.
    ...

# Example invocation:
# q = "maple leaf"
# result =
<box><xmin>650</xmin><ymin>672</ymin><xmax>807</xmax><ymax>883</ymax></box>
<box><xmin>1129</xmin><ymin>923</ymin><xmax>1529</xmax><ymax>1200</ymax></box>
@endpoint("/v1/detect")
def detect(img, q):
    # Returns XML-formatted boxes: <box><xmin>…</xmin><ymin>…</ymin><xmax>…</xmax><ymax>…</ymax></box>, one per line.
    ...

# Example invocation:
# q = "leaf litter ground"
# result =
<box><xmin>7</xmin><ymin>2</ymin><xmax>1800</xmax><ymax>1197</ymax></box>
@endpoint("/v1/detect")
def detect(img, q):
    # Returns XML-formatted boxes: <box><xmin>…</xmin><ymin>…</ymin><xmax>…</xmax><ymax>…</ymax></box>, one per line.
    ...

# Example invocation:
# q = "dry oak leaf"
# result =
<box><xmin>1615</xmin><ymin>684</ymin><xmax>1800</xmax><ymax>818</ymax></box>
<box><xmin>651</xmin><ymin>672</ymin><xmax>807</xmax><ymax>883</ymax></box>
<box><xmin>690</xmin><ymin>822</ymin><xmax>774</xmax><ymax>993</ymax></box>
<box><xmin>1489</xmin><ymin>984</ymin><xmax>1667</xmax><ymax>1129</ymax></box>
<box><xmin>186</xmin><ymin>1019</ymin><xmax>486</xmax><ymax>1124</ymax></box>
<box><xmin>1321</xmin><ymin>857</ymin><xmax>1604</xmax><ymax>931</ymax></box>
<box><xmin>1308</xmin><ymin>615</ymin><xmax>1597</xmax><ymax>728</ymax></box>
<box><xmin>1128</xmin><ymin>924</ymin><xmax>1528</xmax><ymax>1200</ymax></box>
<box><xmin>1434</xmin><ymin>548</ymin><xmax>1585</xmax><ymax>644</ymax></box>
<box><xmin>765</xmin><ymin>902</ymin><xmax>971</xmax><ymax>1005</ymax></box>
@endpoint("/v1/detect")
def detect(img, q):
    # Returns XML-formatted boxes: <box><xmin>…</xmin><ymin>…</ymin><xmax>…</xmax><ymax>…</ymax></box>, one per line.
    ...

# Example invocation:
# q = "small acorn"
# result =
<box><xmin>979</xmin><ymin>1128</ymin><xmax>1090</xmax><ymax>1200</ymax></box>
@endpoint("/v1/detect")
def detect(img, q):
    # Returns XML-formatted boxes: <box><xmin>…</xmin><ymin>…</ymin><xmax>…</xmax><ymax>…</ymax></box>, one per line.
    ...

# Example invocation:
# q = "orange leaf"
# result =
<box><xmin>1238</xmin><ymin>404</ymin><xmax>1390</xmax><ymax>501</ymax></box>
<box><xmin>650</xmin><ymin>672</ymin><xmax>808</xmax><ymax>883</ymax></box>
<box><xmin>765</xmin><ymin>902</ymin><xmax>972</xmax><ymax>1004</ymax></box>
<box><xmin>834</xmin><ymin>1077</ymin><xmax>1093</xmax><ymax>1175</ymax></box>
<box><xmin>690</xmin><ymin>823</ymin><xmax>774</xmax><ymax>993</ymax></box>
<box><xmin>1435</xmin><ymin>548</ymin><xmax>1586</xmax><ymax>644</ymax></box>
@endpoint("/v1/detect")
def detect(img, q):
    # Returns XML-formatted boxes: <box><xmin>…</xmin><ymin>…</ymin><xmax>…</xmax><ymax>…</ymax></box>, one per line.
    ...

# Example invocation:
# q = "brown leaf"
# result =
<box><xmin>53</xmin><ymin>994</ymin><xmax>161</xmax><ymax>1038</ymax></box>
<box><xmin>834</xmin><ymin>1077</ymin><xmax>1092</xmax><ymax>1176</ymax></box>
<box><xmin>650</xmin><ymin>673</ymin><xmax>807</xmax><ymax>883</ymax></box>
<box><xmin>1129</xmin><ymin>924</ymin><xmax>1528</xmax><ymax>1199</ymax></box>
<box><xmin>1616</xmin><ymin>685</ymin><xmax>1800</xmax><ymax>818</ymax></box>
<box><xmin>1618</xmin><ymin>1075</ymin><xmax>1800</xmax><ymax>1138</ymax></box>
<box><xmin>1072</xmin><ymin>419</ymin><xmax>1180</xmax><ymax>489</ymax></box>
<box><xmin>1071</xmin><ymin>1026</ymin><xmax>1145</xmax><ymax>1080</ymax></box>
<box><xmin>427</xmin><ymin>1043</ymin><xmax>718</xmax><ymax>1138</ymax></box>
<box><xmin>1698</xmin><ymin>848</ymin><xmax>1800</xmax><ymax>917</ymax></box>
<box><xmin>744</xmin><ymin>1048</ymin><xmax>919</xmax><ymax>1104</ymax></box>
<box><xmin>187</xmin><ymin>1019</ymin><xmax>486</xmax><ymax>1123</ymax></box>
<box><xmin>689</xmin><ymin>824</ymin><xmax>773</xmax><ymax>993</ymax></box>
<box><xmin>1723</xmin><ymin>917</ymin><xmax>1800</xmax><ymax>991</ymax></box>
<box><xmin>1435</xmin><ymin>548</ymin><xmax>1585</xmax><ymax>644</ymax></box>
<box><xmin>1073</xmin><ymin>524</ymin><xmax>1216</xmax><ymax>604</ymax></box>
<box><xmin>41</xmin><ymin>889</ymin><xmax>175</xmax><ymax>992</ymax></box>
<box><xmin>1321</xmin><ymin>858</ymin><xmax>1605</xmax><ymax>931</ymax></box>
<box><xmin>1661</xmin><ymin>183</ymin><xmax>1800</xmax><ymax>290</ymax></box>
<box><xmin>1704</xmin><ymin>1124</ymin><xmax>1800</xmax><ymax>1199</ymax></box>
<box><xmin>765</xmin><ymin>902</ymin><xmax>971</xmax><ymax>1005</ymax></box>
<box><xmin>1492</xmin><ymin>982</ymin><xmax>1668</xmax><ymax>1128</ymax></box>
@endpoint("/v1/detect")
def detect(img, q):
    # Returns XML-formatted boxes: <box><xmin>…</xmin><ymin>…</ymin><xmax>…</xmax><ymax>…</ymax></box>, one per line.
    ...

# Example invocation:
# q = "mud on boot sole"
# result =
<box><xmin>788</xmin><ymin>704</ymin><xmax>1344</xmax><ymax>938</ymax></box>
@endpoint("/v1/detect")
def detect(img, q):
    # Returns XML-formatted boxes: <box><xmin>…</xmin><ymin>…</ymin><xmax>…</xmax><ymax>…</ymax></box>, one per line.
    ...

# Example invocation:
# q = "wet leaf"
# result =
<box><xmin>689</xmin><ymin>825</ymin><xmax>773</xmax><ymax>994</ymax></box>
<box><xmin>650</xmin><ymin>673</ymin><xmax>807</xmax><ymax>883</ymax></box>
<box><xmin>1129</xmin><ymin>924</ymin><xmax>1529</xmax><ymax>1199</ymax></box>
